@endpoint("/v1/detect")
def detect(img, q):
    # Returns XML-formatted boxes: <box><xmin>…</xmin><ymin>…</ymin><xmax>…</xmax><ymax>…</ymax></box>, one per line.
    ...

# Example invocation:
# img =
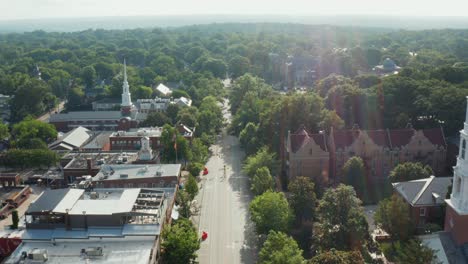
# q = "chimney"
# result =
<box><xmin>86</xmin><ymin>158</ymin><xmax>92</xmax><ymax>175</ymax></box>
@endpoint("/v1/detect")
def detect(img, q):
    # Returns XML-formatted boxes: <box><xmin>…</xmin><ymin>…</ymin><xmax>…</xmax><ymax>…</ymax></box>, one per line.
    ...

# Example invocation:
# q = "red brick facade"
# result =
<box><xmin>445</xmin><ymin>204</ymin><xmax>468</xmax><ymax>245</ymax></box>
<box><xmin>286</xmin><ymin>126</ymin><xmax>447</xmax><ymax>183</ymax></box>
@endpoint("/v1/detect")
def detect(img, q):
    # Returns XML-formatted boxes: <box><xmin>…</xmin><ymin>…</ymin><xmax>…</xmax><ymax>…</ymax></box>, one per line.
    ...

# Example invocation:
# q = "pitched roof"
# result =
<box><xmin>423</xmin><ymin>128</ymin><xmax>447</xmax><ymax>147</ymax></box>
<box><xmin>289</xmin><ymin>127</ymin><xmax>327</xmax><ymax>153</ymax></box>
<box><xmin>332</xmin><ymin>129</ymin><xmax>358</xmax><ymax>150</ymax></box>
<box><xmin>388</xmin><ymin>129</ymin><xmax>415</xmax><ymax>148</ymax></box>
<box><xmin>155</xmin><ymin>83</ymin><xmax>172</xmax><ymax>96</ymax></box>
<box><xmin>366</xmin><ymin>130</ymin><xmax>391</xmax><ymax>147</ymax></box>
<box><xmin>49</xmin><ymin>111</ymin><xmax>122</xmax><ymax>122</ymax></box>
<box><xmin>392</xmin><ymin>176</ymin><xmax>452</xmax><ymax>206</ymax></box>
<box><xmin>49</xmin><ymin>126</ymin><xmax>91</xmax><ymax>150</ymax></box>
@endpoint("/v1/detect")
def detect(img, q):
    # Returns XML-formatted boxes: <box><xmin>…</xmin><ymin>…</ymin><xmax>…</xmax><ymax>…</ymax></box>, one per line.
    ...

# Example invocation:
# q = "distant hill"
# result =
<box><xmin>1</xmin><ymin>15</ymin><xmax>468</xmax><ymax>33</ymax></box>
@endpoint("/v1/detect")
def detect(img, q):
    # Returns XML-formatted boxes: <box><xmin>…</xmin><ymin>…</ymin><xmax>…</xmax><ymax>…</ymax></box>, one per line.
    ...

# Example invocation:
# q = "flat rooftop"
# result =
<box><xmin>110</xmin><ymin>127</ymin><xmax>163</xmax><ymax>138</ymax></box>
<box><xmin>94</xmin><ymin>164</ymin><xmax>181</xmax><ymax>181</ymax></box>
<box><xmin>5</xmin><ymin>238</ymin><xmax>155</xmax><ymax>264</ymax></box>
<box><xmin>63</xmin><ymin>152</ymin><xmax>138</xmax><ymax>170</ymax></box>
<box><xmin>27</xmin><ymin>188</ymin><xmax>168</xmax><ymax>216</ymax></box>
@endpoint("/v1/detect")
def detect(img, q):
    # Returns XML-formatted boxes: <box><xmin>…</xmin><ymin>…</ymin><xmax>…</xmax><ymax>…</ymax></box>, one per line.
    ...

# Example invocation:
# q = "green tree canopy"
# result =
<box><xmin>308</xmin><ymin>249</ymin><xmax>364</xmax><ymax>264</ymax></box>
<box><xmin>160</xmin><ymin>125</ymin><xmax>191</xmax><ymax>162</ymax></box>
<box><xmin>251</xmin><ymin>166</ymin><xmax>274</xmax><ymax>196</ymax></box>
<box><xmin>0</xmin><ymin>123</ymin><xmax>9</xmax><ymax>140</ymax></box>
<box><xmin>314</xmin><ymin>184</ymin><xmax>368</xmax><ymax>251</ymax></box>
<box><xmin>342</xmin><ymin>157</ymin><xmax>366</xmax><ymax>199</ymax></box>
<box><xmin>12</xmin><ymin>117</ymin><xmax>57</xmax><ymax>144</ymax></box>
<box><xmin>288</xmin><ymin>176</ymin><xmax>317</xmax><ymax>222</ymax></box>
<box><xmin>243</xmin><ymin>147</ymin><xmax>277</xmax><ymax>179</ymax></box>
<box><xmin>81</xmin><ymin>65</ymin><xmax>96</xmax><ymax>88</ymax></box>
<box><xmin>185</xmin><ymin>175</ymin><xmax>199</xmax><ymax>201</ymax></box>
<box><xmin>374</xmin><ymin>194</ymin><xmax>413</xmax><ymax>242</ymax></box>
<box><xmin>258</xmin><ymin>231</ymin><xmax>305</xmax><ymax>264</ymax></box>
<box><xmin>389</xmin><ymin>162</ymin><xmax>433</xmax><ymax>183</ymax></box>
<box><xmin>239</xmin><ymin>122</ymin><xmax>260</xmax><ymax>156</ymax></box>
<box><xmin>141</xmin><ymin>112</ymin><xmax>172</xmax><ymax>127</ymax></box>
<box><xmin>161</xmin><ymin>218</ymin><xmax>200</xmax><ymax>264</ymax></box>
<box><xmin>249</xmin><ymin>191</ymin><xmax>293</xmax><ymax>234</ymax></box>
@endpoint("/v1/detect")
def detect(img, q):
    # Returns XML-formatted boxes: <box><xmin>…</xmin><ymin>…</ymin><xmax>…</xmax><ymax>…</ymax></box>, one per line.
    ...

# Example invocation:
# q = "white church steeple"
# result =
<box><xmin>121</xmin><ymin>59</ymin><xmax>133</xmax><ymax>108</ymax></box>
<box><xmin>449</xmin><ymin>96</ymin><xmax>468</xmax><ymax>213</ymax></box>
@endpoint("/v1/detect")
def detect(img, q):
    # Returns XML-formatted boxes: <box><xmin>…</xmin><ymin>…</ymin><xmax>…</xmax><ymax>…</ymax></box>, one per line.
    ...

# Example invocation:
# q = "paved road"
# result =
<box><xmin>195</xmin><ymin>101</ymin><xmax>257</xmax><ymax>264</ymax></box>
<box><xmin>37</xmin><ymin>101</ymin><xmax>65</xmax><ymax>122</ymax></box>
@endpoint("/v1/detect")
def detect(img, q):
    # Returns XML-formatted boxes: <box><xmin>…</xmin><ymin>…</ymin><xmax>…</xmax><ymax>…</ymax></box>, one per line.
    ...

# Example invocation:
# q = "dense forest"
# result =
<box><xmin>1</xmin><ymin>23</ymin><xmax>468</xmax><ymax>134</ymax></box>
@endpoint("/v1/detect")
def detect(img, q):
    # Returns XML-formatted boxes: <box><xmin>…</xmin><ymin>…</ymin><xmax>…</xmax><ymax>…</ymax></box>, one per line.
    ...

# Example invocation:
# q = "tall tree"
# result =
<box><xmin>228</xmin><ymin>55</ymin><xmax>250</xmax><ymax>79</ymax></box>
<box><xmin>243</xmin><ymin>147</ymin><xmax>277</xmax><ymax>179</ymax></box>
<box><xmin>342</xmin><ymin>157</ymin><xmax>366</xmax><ymax>199</ymax></box>
<box><xmin>12</xmin><ymin>117</ymin><xmax>57</xmax><ymax>144</ymax></box>
<box><xmin>251</xmin><ymin>167</ymin><xmax>274</xmax><ymax>196</ymax></box>
<box><xmin>288</xmin><ymin>176</ymin><xmax>317</xmax><ymax>222</ymax></box>
<box><xmin>249</xmin><ymin>191</ymin><xmax>293</xmax><ymax>234</ymax></box>
<box><xmin>81</xmin><ymin>65</ymin><xmax>97</xmax><ymax>88</ymax></box>
<box><xmin>258</xmin><ymin>231</ymin><xmax>305</xmax><ymax>264</ymax></box>
<box><xmin>374</xmin><ymin>194</ymin><xmax>413</xmax><ymax>242</ymax></box>
<box><xmin>185</xmin><ymin>175</ymin><xmax>199</xmax><ymax>200</ymax></box>
<box><xmin>389</xmin><ymin>162</ymin><xmax>433</xmax><ymax>183</ymax></box>
<box><xmin>161</xmin><ymin>218</ymin><xmax>200</xmax><ymax>264</ymax></box>
<box><xmin>314</xmin><ymin>184</ymin><xmax>368</xmax><ymax>250</ymax></box>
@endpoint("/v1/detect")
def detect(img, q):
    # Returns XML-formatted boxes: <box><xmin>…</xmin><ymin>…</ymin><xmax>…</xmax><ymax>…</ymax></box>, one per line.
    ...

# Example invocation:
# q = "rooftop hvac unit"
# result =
<box><xmin>89</xmin><ymin>192</ymin><xmax>99</xmax><ymax>199</ymax></box>
<box><xmin>27</xmin><ymin>248</ymin><xmax>48</xmax><ymax>261</ymax></box>
<box><xmin>85</xmin><ymin>247</ymin><xmax>103</xmax><ymax>256</ymax></box>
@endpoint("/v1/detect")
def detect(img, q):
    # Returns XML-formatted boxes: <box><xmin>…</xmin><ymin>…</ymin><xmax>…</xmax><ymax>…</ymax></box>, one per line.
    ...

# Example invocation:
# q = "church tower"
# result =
<box><xmin>445</xmin><ymin>96</ymin><xmax>468</xmax><ymax>245</ymax></box>
<box><xmin>121</xmin><ymin>59</ymin><xmax>135</xmax><ymax>116</ymax></box>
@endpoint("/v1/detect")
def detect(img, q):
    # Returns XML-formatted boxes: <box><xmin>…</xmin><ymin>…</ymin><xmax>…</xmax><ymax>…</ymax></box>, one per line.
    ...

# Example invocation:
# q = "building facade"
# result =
<box><xmin>445</xmin><ymin>97</ymin><xmax>468</xmax><ymax>245</ymax></box>
<box><xmin>286</xmin><ymin>127</ymin><xmax>329</xmax><ymax>184</ymax></box>
<box><xmin>286</xmin><ymin>126</ymin><xmax>447</xmax><ymax>182</ymax></box>
<box><xmin>393</xmin><ymin>176</ymin><xmax>451</xmax><ymax>228</ymax></box>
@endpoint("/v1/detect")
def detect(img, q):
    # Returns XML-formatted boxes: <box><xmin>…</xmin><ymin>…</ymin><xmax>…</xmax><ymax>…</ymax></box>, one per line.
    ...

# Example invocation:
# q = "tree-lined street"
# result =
<box><xmin>195</xmin><ymin>101</ymin><xmax>258</xmax><ymax>264</ymax></box>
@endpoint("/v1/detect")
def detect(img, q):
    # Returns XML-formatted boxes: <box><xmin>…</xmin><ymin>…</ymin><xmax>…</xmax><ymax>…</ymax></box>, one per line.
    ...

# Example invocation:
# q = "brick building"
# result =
<box><xmin>393</xmin><ymin>176</ymin><xmax>451</xmax><ymax>228</ymax></box>
<box><xmin>92</xmin><ymin>164</ymin><xmax>181</xmax><ymax>188</ymax></box>
<box><xmin>49</xmin><ymin>61</ymin><xmax>145</xmax><ymax>132</ymax></box>
<box><xmin>285</xmin><ymin>125</ymin><xmax>447</xmax><ymax>183</ymax></box>
<box><xmin>445</xmin><ymin>97</ymin><xmax>468</xmax><ymax>245</ymax></box>
<box><xmin>286</xmin><ymin>127</ymin><xmax>329</xmax><ymax>184</ymax></box>
<box><xmin>109</xmin><ymin>125</ymin><xmax>193</xmax><ymax>151</ymax></box>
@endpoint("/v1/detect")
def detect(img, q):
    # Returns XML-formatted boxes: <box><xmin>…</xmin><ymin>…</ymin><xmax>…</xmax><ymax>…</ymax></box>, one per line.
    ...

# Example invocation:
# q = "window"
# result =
<box><xmin>462</xmin><ymin>139</ymin><xmax>466</xmax><ymax>159</ymax></box>
<box><xmin>420</xmin><ymin>207</ymin><xmax>426</xmax><ymax>216</ymax></box>
<box><xmin>309</xmin><ymin>149</ymin><xmax>313</xmax><ymax>155</ymax></box>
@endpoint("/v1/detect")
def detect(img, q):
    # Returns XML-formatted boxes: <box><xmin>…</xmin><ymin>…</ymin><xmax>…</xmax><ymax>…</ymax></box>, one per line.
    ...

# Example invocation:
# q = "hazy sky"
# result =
<box><xmin>1</xmin><ymin>0</ymin><xmax>468</xmax><ymax>20</ymax></box>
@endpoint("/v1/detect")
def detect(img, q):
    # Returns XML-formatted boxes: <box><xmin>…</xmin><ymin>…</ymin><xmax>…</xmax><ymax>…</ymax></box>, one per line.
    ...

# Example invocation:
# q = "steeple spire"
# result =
<box><xmin>123</xmin><ymin>58</ymin><xmax>128</xmax><ymax>83</ymax></box>
<box><xmin>121</xmin><ymin>59</ymin><xmax>134</xmax><ymax>111</ymax></box>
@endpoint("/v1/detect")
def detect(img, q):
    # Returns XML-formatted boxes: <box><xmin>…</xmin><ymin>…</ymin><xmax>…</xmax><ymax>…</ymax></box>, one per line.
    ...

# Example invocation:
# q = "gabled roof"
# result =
<box><xmin>332</xmin><ymin>129</ymin><xmax>358</xmax><ymax>150</ymax></box>
<box><xmin>388</xmin><ymin>129</ymin><xmax>415</xmax><ymax>148</ymax></box>
<box><xmin>155</xmin><ymin>83</ymin><xmax>172</xmax><ymax>96</ymax></box>
<box><xmin>423</xmin><ymin>128</ymin><xmax>447</xmax><ymax>147</ymax></box>
<box><xmin>366</xmin><ymin>130</ymin><xmax>391</xmax><ymax>147</ymax></box>
<box><xmin>392</xmin><ymin>176</ymin><xmax>452</xmax><ymax>206</ymax></box>
<box><xmin>49</xmin><ymin>126</ymin><xmax>91</xmax><ymax>150</ymax></box>
<box><xmin>289</xmin><ymin>127</ymin><xmax>327</xmax><ymax>153</ymax></box>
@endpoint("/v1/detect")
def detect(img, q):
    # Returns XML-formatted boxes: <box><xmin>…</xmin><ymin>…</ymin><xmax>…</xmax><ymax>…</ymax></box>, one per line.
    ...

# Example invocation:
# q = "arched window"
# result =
<box><xmin>462</xmin><ymin>140</ymin><xmax>467</xmax><ymax>159</ymax></box>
